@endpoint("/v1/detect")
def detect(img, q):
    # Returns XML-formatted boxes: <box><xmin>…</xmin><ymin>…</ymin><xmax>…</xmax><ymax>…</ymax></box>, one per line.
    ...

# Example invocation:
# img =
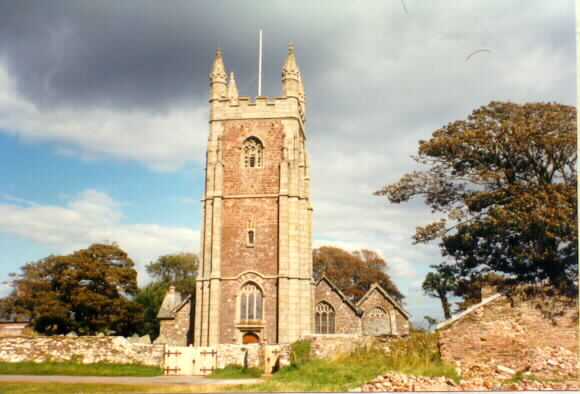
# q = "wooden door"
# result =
<box><xmin>242</xmin><ymin>332</ymin><xmax>260</xmax><ymax>344</ymax></box>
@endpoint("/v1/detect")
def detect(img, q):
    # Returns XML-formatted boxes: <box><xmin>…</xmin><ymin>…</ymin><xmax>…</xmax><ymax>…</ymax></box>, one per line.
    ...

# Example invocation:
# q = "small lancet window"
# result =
<box><xmin>242</xmin><ymin>137</ymin><xmax>263</xmax><ymax>168</ymax></box>
<box><xmin>248</xmin><ymin>230</ymin><xmax>255</xmax><ymax>246</ymax></box>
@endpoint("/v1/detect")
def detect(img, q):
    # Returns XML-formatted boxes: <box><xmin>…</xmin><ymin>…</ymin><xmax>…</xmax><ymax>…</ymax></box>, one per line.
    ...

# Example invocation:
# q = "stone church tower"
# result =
<box><xmin>194</xmin><ymin>44</ymin><xmax>313</xmax><ymax>346</ymax></box>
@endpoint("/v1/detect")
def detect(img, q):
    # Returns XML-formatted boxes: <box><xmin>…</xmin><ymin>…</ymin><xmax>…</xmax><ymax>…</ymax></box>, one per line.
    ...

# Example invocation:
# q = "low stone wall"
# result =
<box><xmin>438</xmin><ymin>294</ymin><xmax>578</xmax><ymax>379</ymax></box>
<box><xmin>215</xmin><ymin>343</ymin><xmax>263</xmax><ymax>369</ymax></box>
<box><xmin>0</xmin><ymin>336</ymin><xmax>164</xmax><ymax>366</ymax></box>
<box><xmin>302</xmin><ymin>334</ymin><xmax>379</xmax><ymax>359</ymax></box>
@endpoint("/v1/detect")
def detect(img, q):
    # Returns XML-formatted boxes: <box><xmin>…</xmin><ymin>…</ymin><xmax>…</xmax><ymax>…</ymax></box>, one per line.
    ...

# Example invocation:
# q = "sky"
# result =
<box><xmin>0</xmin><ymin>0</ymin><xmax>576</xmax><ymax>327</ymax></box>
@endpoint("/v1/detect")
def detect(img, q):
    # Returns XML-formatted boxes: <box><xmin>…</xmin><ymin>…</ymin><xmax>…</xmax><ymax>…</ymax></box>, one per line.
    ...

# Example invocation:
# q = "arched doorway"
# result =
<box><xmin>242</xmin><ymin>332</ymin><xmax>260</xmax><ymax>344</ymax></box>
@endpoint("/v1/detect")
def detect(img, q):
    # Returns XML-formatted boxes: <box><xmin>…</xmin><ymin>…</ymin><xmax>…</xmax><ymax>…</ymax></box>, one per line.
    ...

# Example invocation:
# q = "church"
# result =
<box><xmin>156</xmin><ymin>45</ymin><xmax>410</xmax><ymax>347</ymax></box>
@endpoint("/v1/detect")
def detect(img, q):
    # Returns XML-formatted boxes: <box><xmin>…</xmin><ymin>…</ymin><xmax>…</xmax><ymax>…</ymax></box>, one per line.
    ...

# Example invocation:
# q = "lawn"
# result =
<box><xmin>0</xmin><ymin>361</ymin><xmax>162</xmax><ymax>377</ymax></box>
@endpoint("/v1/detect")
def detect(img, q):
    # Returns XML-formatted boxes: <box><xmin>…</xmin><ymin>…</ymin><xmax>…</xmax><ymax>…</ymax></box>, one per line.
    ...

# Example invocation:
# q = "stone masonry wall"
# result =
<box><xmin>315</xmin><ymin>280</ymin><xmax>361</xmax><ymax>334</ymax></box>
<box><xmin>358</xmin><ymin>289</ymin><xmax>409</xmax><ymax>336</ymax></box>
<box><xmin>159</xmin><ymin>300</ymin><xmax>192</xmax><ymax>346</ymax></box>
<box><xmin>0</xmin><ymin>336</ymin><xmax>164</xmax><ymax>366</ymax></box>
<box><xmin>438</xmin><ymin>295</ymin><xmax>578</xmax><ymax>379</ymax></box>
<box><xmin>302</xmin><ymin>334</ymin><xmax>377</xmax><ymax>359</ymax></box>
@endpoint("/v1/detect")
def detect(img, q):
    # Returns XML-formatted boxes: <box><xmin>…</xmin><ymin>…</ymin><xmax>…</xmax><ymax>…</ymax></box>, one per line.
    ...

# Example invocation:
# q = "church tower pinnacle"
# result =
<box><xmin>210</xmin><ymin>48</ymin><xmax>227</xmax><ymax>100</ymax></box>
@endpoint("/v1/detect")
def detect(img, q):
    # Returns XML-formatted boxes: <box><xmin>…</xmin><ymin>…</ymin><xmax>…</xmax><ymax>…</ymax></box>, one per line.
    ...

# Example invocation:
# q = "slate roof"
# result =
<box><xmin>157</xmin><ymin>287</ymin><xmax>191</xmax><ymax>319</ymax></box>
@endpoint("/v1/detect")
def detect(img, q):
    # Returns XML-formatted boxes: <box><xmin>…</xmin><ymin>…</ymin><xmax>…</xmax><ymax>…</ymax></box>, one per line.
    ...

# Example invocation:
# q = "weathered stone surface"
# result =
<box><xmin>438</xmin><ymin>294</ymin><xmax>578</xmax><ymax>380</ymax></box>
<box><xmin>158</xmin><ymin>297</ymin><xmax>193</xmax><ymax>346</ymax></box>
<box><xmin>302</xmin><ymin>335</ymin><xmax>378</xmax><ymax>359</ymax></box>
<box><xmin>0</xmin><ymin>336</ymin><xmax>164</xmax><ymax>366</ymax></box>
<box><xmin>314</xmin><ymin>279</ymin><xmax>361</xmax><ymax>334</ymax></box>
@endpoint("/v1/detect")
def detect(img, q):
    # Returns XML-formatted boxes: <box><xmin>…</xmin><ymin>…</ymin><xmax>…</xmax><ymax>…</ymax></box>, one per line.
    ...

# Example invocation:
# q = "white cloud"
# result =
<box><xmin>0</xmin><ymin>189</ymin><xmax>199</xmax><ymax>285</ymax></box>
<box><xmin>0</xmin><ymin>63</ymin><xmax>208</xmax><ymax>171</ymax></box>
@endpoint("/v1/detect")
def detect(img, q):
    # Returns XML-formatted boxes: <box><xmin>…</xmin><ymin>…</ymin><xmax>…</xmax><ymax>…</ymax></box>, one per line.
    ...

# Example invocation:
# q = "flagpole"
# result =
<box><xmin>258</xmin><ymin>29</ymin><xmax>263</xmax><ymax>96</ymax></box>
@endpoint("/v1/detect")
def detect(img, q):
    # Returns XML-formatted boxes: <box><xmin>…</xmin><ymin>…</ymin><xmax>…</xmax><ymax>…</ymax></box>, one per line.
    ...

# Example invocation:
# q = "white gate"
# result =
<box><xmin>163</xmin><ymin>346</ymin><xmax>217</xmax><ymax>376</ymax></box>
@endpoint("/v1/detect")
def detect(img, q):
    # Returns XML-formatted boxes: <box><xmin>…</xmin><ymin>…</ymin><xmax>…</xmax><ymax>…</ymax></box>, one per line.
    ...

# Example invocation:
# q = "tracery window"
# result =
<box><xmin>239</xmin><ymin>282</ymin><xmax>263</xmax><ymax>321</ymax></box>
<box><xmin>314</xmin><ymin>302</ymin><xmax>335</xmax><ymax>334</ymax></box>
<box><xmin>369</xmin><ymin>307</ymin><xmax>387</xmax><ymax>318</ymax></box>
<box><xmin>242</xmin><ymin>137</ymin><xmax>263</xmax><ymax>168</ymax></box>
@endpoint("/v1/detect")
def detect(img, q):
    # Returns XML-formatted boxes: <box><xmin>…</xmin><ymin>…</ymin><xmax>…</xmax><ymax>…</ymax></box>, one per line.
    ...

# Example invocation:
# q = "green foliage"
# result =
<box><xmin>289</xmin><ymin>339</ymin><xmax>311</xmax><ymax>368</ymax></box>
<box><xmin>207</xmin><ymin>364</ymin><xmax>262</xmax><ymax>379</ymax></box>
<box><xmin>146</xmin><ymin>253</ymin><xmax>199</xmax><ymax>294</ymax></box>
<box><xmin>0</xmin><ymin>361</ymin><xmax>162</xmax><ymax>376</ymax></box>
<box><xmin>1</xmin><ymin>243</ymin><xmax>144</xmax><ymax>336</ymax></box>
<box><xmin>313</xmin><ymin>246</ymin><xmax>404</xmax><ymax>303</ymax></box>
<box><xmin>0</xmin><ymin>383</ymin><xmax>220</xmax><ymax>393</ymax></box>
<box><xmin>133</xmin><ymin>281</ymin><xmax>168</xmax><ymax>339</ymax></box>
<box><xmin>376</xmin><ymin>101</ymin><xmax>578</xmax><ymax>293</ymax></box>
<box><xmin>422</xmin><ymin>267</ymin><xmax>456</xmax><ymax>319</ymax></box>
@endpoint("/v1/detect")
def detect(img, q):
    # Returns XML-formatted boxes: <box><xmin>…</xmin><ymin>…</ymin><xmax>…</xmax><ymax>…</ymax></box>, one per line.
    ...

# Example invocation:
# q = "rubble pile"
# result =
<box><xmin>353</xmin><ymin>371</ymin><xmax>579</xmax><ymax>392</ymax></box>
<box><xmin>527</xmin><ymin>346</ymin><xmax>578</xmax><ymax>379</ymax></box>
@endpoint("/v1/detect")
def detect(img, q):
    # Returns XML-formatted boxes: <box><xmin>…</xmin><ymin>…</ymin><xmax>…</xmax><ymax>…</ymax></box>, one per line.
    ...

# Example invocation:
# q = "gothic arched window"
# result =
<box><xmin>314</xmin><ymin>302</ymin><xmax>335</xmax><ymax>334</ymax></box>
<box><xmin>242</xmin><ymin>137</ymin><xmax>263</xmax><ymax>168</ymax></box>
<box><xmin>239</xmin><ymin>282</ymin><xmax>263</xmax><ymax>321</ymax></box>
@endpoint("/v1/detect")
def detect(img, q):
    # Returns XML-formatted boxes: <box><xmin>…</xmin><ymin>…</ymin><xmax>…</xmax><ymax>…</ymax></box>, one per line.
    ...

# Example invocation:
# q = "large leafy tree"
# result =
<box><xmin>375</xmin><ymin>102</ymin><xmax>577</xmax><ymax>293</ymax></box>
<box><xmin>1</xmin><ymin>243</ymin><xmax>143</xmax><ymax>335</ymax></box>
<box><xmin>313</xmin><ymin>246</ymin><xmax>404</xmax><ymax>303</ymax></box>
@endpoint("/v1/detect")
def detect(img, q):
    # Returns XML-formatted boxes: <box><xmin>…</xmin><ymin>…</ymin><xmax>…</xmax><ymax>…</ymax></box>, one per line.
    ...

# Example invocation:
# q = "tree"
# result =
<box><xmin>133</xmin><ymin>281</ymin><xmax>167</xmax><ymax>339</ymax></box>
<box><xmin>375</xmin><ymin>102</ymin><xmax>577</xmax><ymax>293</ymax></box>
<box><xmin>136</xmin><ymin>252</ymin><xmax>199</xmax><ymax>338</ymax></box>
<box><xmin>1</xmin><ymin>243</ymin><xmax>143</xmax><ymax>335</ymax></box>
<box><xmin>421</xmin><ymin>267</ymin><xmax>456</xmax><ymax>319</ymax></box>
<box><xmin>313</xmin><ymin>246</ymin><xmax>404</xmax><ymax>303</ymax></box>
<box><xmin>146</xmin><ymin>252</ymin><xmax>198</xmax><ymax>295</ymax></box>
<box><xmin>423</xmin><ymin>315</ymin><xmax>439</xmax><ymax>331</ymax></box>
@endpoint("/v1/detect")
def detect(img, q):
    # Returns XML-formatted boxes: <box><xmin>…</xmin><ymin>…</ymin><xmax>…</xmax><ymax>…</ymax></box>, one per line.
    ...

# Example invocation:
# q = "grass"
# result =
<box><xmin>207</xmin><ymin>364</ymin><xmax>262</xmax><ymax>379</ymax></box>
<box><xmin>0</xmin><ymin>361</ymin><xmax>163</xmax><ymax>377</ymax></box>
<box><xmin>223</xmin><ymin>333</ymin><xmax>460</xmax><ymax>392</ymax></box>
<box><xmin>0</xmin><ymin>382</ymin><xmax>231</xmax><ymax>393</ymax></box>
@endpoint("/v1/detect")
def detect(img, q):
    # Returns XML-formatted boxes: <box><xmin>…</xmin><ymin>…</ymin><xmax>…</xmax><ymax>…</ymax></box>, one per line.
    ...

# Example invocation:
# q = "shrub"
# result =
<box><xmin>289</xmin><ymin>339</ymin><xmax>311</xmax><ymax>368</ymax></box>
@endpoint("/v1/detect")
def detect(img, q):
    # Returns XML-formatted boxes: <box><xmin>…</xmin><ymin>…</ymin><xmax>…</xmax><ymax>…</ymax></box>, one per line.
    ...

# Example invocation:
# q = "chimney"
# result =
<box><xmin>481</xmin><ymin>285</ymin><xmax>497</xmax><ymax>300</ymax></box>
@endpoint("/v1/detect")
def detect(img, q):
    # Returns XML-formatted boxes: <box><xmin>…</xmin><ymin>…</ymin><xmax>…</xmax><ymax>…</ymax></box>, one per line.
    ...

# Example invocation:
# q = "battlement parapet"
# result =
<box><xmin>211</xmin><ymin>95</ymin><xmax>305</xmax><ymax>124</ymax></box>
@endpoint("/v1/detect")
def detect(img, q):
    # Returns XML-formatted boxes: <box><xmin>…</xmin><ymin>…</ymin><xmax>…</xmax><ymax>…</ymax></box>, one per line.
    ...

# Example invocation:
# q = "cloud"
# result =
<box><xmin>0</xmin><ymin>189</ymin><xmax>199</xmax><ymax>284</ymax></box>
<box><xmin>0</xmin><ymin>62</ymin><xmax>208</xmax><ymax>171</ymax></box>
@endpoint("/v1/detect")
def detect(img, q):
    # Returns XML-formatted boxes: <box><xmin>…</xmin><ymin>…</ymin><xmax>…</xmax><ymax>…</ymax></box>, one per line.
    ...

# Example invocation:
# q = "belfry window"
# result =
<box><xmin>239</xmin><ymin>283</ymin><xmax>263</xmax><ymax>321</ymax></box>
<box><xmin>242</xmin><ymin>137</ymin><xmax>263</xmax><ymax>168</ymax></box>
<box><xmin>314</xmin><ymin>302</ymin><xmax>335</xmax><ymax>334</ymax></box>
